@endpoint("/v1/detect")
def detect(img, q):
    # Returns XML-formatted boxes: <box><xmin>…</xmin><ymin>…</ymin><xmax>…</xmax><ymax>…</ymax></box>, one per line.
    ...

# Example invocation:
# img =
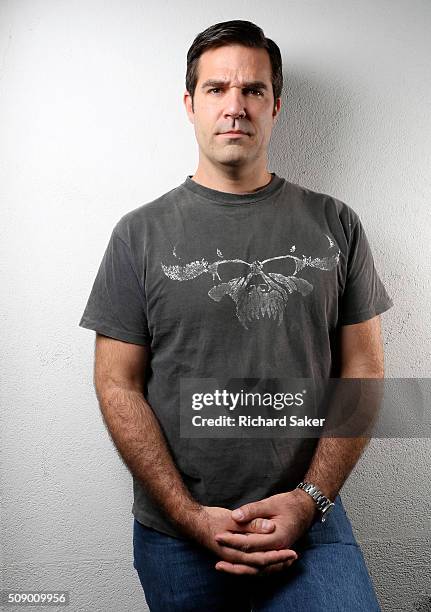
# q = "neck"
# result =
<box><xmin>191</xmin><ymin>162</ymin><xmax>273</xmax><ymax>194</ymax></box>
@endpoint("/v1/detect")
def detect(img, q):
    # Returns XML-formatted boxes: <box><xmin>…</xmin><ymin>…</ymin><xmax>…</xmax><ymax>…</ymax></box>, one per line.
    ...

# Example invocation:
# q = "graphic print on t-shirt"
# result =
<box><xmin>161</xmin><ymin>235</ymin><xmax>340</xmax><ymax>330</ymax></box>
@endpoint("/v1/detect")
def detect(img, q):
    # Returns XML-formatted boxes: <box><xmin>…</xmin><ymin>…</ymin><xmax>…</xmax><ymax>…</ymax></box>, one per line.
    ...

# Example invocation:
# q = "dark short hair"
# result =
<box><xmin>186</xmin><ymin>20</ymin><xmax>283</xmax><ymax>110</ymax></box>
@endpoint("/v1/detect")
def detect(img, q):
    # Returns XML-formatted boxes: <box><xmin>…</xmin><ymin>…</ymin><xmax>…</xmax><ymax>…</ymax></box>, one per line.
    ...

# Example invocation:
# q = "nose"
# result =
<box><xmin>223</xmin><ymin>87</ymin><xmax>246</xmax><ymax>121</ymax></box>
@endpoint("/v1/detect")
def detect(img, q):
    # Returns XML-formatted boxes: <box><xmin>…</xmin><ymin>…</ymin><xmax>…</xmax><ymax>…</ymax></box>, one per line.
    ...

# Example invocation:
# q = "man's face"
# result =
<box><xmin>184</xmin><ymin>44</ymin><xmax>281</xmax><ymax>169</ymax></box>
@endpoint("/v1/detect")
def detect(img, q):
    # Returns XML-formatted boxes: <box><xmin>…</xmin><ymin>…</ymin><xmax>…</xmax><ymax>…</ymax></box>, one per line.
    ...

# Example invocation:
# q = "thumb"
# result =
<box><xmin>231</xmin><ymin>501</ymin><xmax>270</xmax><ymax>522</ymax></box>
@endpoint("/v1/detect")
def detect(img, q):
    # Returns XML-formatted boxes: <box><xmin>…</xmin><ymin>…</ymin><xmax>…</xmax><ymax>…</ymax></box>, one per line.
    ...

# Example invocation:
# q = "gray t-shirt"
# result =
<box><xmin>79</xmin><ymin>173</ymin><xmax>393</xmax><ymax>538</ymax></box>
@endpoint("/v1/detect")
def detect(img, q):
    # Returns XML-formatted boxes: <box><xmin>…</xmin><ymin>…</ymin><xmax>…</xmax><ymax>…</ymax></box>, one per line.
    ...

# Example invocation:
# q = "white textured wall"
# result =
<box><xmin>1</xmin><ymin>1</ymin><xmax>430</xmax><ymax>611</ymax></box>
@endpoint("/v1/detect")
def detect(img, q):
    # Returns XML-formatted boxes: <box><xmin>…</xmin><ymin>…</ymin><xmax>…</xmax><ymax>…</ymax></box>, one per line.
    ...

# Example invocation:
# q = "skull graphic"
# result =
<box><xmin>161</xmin><ymin>235</ymin><xmax>340</xmax><ymax>330</ymax></box>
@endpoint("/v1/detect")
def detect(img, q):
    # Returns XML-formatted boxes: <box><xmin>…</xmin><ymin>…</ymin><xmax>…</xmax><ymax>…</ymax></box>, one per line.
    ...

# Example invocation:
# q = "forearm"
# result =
<box><xmin>300</xmin><ymin>436</ymin><xmax>370</xmax><ymax>502</ymax></box>
<box><xmin>295</xmin><ymin>366</ymin><xmax>383</xmax><ymax>506</ymax></box>
<box><xmin>96</xmin><ymin>384</ymin><xmax>204</xmax><ymax>534</ymax></box>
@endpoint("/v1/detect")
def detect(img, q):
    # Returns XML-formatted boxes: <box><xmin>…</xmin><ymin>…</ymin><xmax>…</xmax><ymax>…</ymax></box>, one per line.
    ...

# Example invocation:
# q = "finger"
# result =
<box><xmin>215</xmin><ymin>531</ymin><xmax>281</xmax><ymax>552</ymax></box>
<box><xmin>215</xmin><ymin>555</ymin><xmax>297</xmax><ymax>577</ymax></box>
<box><xmin>247</xmin><ymin>517</ymin><xmax>276</xmax><ymax>534</ymax></box>
<box><xmin>220</xmin><ymin>546</ymin><xmax>298</xmax><ymax>569</ymax></box>
<box><xmin>215</xmin><ymin>561</ymin><xmax>261</xmax><ymax>576</ymax></box>
<box><xmin>232</xmin><ymin>501</ymin><xmax>271</xmax><ymax>523</ymax></box>
<box><xmin>259</xmin><ymin>559</ymin><xmax>296</xmax><ymax>576</ymax></box>
<box><xmin>225</xmin><ymin>519</ymin><xmax>276</xmax><ymax>537</ymax></box>
<box><xmin>216</xmin><ymin>517</ymin><xmax>275</xmax><ymax>541</ymax></box>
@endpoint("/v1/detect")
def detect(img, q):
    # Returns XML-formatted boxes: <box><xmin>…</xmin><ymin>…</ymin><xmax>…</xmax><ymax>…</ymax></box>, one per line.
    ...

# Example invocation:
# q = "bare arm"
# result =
<box><xmin>93</xmin><ymin>333</ymin><xmax>204</xmax><ymax>537</ymax></box>
<box><xmin>93</xmin><ymin>332</ymin><xmax>297</xmax><ymax>571</ymax></box>
<box><xmin>221</xmin><ymin>314</ymin><xmax>388</xmax><ymax>567</ymax></box>
<box><xmin>293</xmin><ymin>314</ymin><xmax>385</xmax><ymax>514</ymax></box>
<box><xmin>210</xmin><ymin>316</ymin><xmax>387</xmax><ymax>575</ymax></box>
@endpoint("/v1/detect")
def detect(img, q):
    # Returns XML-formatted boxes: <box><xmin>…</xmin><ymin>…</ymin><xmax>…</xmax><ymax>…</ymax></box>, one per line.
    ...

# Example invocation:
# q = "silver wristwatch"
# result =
<box><xmin>296</xmin><ymin>481</ymin><xmax>335</xmax><ymax>523</ymax></box>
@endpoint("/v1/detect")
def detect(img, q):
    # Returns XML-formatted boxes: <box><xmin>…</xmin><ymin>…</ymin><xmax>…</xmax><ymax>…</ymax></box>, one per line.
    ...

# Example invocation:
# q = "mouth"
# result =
<box><xmin>218</xmin><ymin>131</ymin><xmax>248</xmax><ymax>138</ymax></box>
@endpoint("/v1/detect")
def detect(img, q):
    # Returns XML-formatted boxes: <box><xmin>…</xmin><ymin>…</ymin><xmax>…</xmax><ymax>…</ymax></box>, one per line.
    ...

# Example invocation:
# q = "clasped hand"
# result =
<box><xmin>196</xmin><ymin>491</ymin><xmax>316</xmax><ymax>577</ymax></box>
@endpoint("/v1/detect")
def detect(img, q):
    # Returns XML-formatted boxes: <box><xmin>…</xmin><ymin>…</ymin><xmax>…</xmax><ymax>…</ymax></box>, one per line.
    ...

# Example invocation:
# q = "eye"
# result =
<box><xmin>207</xmin><ymin>87</ymin><xmax>264</xmax><ymax>96</ymax></box>
<box><xmin>245</xmin><ymin>88</ymin><xmax>264</xmax><ymax>96</ymax></box>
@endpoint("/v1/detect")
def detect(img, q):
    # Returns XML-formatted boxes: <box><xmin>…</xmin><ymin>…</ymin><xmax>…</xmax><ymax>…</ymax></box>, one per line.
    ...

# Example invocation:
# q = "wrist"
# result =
<box><xmin>289</xmin><ymin>489</ymin><xmax>320</xmax><ymax>524</ymax></box>
<box><xmin>169</xmin><ymin>497</ymin><xmax>206</xmax><ymax>536</ymax></box>
<box><xmin>294</xmin><ymin>481</ymin><xmax>337</xmax><ymax>524</ymax></box>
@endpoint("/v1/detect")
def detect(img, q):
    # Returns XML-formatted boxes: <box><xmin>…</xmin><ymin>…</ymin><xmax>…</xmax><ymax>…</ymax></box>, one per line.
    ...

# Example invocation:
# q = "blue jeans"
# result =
<box><xmin>132</xmin><ymin>494</ymin><xmax>381</xmax><ymax>611</ymax></box>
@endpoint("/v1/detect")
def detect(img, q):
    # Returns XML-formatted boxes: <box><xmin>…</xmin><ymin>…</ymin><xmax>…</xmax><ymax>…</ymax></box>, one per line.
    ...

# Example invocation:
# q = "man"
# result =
<box><xmin>79</xmin><ymin>19</ymin><xmax>393</xmax><ymax>611</ymax></box>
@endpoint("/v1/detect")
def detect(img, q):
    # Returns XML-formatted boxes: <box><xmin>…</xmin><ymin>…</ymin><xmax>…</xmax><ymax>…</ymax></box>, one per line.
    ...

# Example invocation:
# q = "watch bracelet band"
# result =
<box><xmin>296</xmin><ymin>481</ymin><xmax>334</xmax><ymax>514</ymax></box>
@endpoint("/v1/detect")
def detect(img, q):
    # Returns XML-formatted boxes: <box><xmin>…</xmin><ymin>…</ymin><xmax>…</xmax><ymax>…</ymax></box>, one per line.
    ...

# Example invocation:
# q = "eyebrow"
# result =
<box><xmin>200</xmin><ymin>79</ymin><xmax>268</xmax><ymax>91</ymax></box>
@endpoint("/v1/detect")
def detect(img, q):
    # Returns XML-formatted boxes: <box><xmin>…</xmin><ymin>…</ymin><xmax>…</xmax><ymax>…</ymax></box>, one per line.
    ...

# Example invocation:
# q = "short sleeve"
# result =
<box><xmin>339</xmin><ymin>217</ymin><xmax>394</xmax><ymax>325</ymax></box>
<box><xmin>78</xmin><ymin>227</ymin><xmax>151</xmax><ymax>345</ymax></box>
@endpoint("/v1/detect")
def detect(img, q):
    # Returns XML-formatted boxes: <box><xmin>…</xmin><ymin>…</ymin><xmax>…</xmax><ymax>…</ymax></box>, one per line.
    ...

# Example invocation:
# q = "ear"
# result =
<box><xmin>272</xmin><ymin>97</ymin><xmax>282</xmax><ymax>123</ymax></box>
<box><xmin>183</xmin><ymin>90</ymin><xmax>195</xmax><ymax>125</ymax></box>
